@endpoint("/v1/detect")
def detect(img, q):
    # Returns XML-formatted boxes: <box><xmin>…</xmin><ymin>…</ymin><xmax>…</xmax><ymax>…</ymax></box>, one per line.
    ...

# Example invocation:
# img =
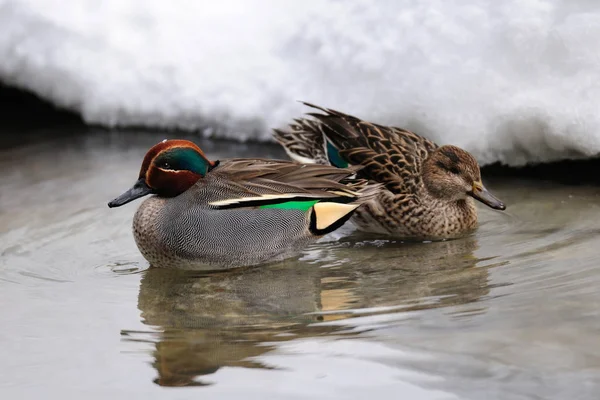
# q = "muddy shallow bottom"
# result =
<box><xmin>1</xmin><ymin>129</ymin><xmax>600</xmax><ymax>400</ymax></box>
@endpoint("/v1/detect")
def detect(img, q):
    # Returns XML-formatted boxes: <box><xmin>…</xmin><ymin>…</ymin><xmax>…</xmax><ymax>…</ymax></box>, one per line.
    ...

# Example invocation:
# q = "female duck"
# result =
<box><xmin>274</xmin><ymin>103</ymin><xmax>506</xmax><ymax>240</ymax></box>
<box><xmin>108</xmin><ymin>139</ymin><xmax>379</xmax><ymax>270</ymax></box>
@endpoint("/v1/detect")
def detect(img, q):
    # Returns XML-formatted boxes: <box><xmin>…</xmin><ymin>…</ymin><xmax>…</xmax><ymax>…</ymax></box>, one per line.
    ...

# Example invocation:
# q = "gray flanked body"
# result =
<box><xmin>129</xmin><ymin>162</ymin><xmax>378</xmax><ymax>270</ymax></box>
<box><xmin>108</xmin><ymin>139</ymin><xmax>380</xmax><ymax>270</ymax></box>
<box><xmin>133</xmin><ymin>194</ymin><xmax>314</xmax><ymax>270</ymax></box>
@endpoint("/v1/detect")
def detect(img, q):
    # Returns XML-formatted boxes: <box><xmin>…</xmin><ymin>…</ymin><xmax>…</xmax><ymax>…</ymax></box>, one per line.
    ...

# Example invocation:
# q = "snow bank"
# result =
<box><xmin>1</xmin><ymin>0</ymin><xmax>600</xmax><ymax>165</ymax></box>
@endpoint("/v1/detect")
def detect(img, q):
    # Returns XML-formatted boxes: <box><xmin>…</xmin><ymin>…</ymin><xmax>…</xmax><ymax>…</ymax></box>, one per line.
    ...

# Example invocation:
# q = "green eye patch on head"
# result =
<box><xmin>154</xmin><ymin>147</ymin><xmax>211</xmax><ymax>176</ymax></box>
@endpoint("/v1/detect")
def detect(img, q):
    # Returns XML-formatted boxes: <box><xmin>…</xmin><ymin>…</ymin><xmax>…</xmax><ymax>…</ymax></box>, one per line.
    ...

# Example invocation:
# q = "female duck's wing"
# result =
<box><xmin>299</xmin><ymin>102</ymin><xmax>438</xmax><ymax>196</ymax></box>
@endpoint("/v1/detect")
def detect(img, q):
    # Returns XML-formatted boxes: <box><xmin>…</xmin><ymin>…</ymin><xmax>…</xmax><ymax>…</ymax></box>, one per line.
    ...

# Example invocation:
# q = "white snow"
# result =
<box><xmin>1</xmin><ymin>0</ymin><xmax>600</xmax><ymax>166</ymax></box>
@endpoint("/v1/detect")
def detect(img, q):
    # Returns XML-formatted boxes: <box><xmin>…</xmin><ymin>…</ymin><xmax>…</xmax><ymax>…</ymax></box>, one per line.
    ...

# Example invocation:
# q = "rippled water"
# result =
<box><xmin>2</xmin><ymin>130</ymin><xmax>600</xmax><ymax>399</ymax></box>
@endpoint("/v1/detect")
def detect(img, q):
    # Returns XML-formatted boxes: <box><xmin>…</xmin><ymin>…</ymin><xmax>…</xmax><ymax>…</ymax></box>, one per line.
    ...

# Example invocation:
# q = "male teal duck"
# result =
<box><xmin>108</xmin><ymin>139</ymin><xmax>380</xmax><ymax>270</ymax></box>
<box><xmin>273</xmin><ymin>103</ymin><xmax>506</xmax><ymax>240</ymax></box>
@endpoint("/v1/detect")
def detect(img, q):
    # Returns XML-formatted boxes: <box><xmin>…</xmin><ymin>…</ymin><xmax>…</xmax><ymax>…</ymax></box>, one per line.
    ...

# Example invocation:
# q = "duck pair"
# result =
<box><xmin>108</xmin><ymin>103</ymin><xmax>506</xmax><ymax>270</ymax></box>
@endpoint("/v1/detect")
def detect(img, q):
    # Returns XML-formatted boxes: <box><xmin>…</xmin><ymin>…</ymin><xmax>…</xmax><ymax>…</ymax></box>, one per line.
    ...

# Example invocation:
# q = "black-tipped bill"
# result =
<box><xmin>469</xmin><ymin>182</ymin><xmax>506</xmax><ymax>211</ymax></box>
<box><xmin>108</xmin><ymin>178</ymin><xmax>153</xmax><ymax>208</ymax></box>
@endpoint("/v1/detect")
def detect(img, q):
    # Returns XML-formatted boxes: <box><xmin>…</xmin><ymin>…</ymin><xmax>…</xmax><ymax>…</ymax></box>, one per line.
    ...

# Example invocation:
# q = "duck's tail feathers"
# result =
<box><xmin>275</xmin><ymin>102</ymin><xmax>369</xmax><ymax>169</ymax></box>
<box><xmin>308</xmin><ymin>180</ymin><xmax>381</xmax><ymax>236</ymax></box>
<box><xmin>273</xmin><ymin>118</ymin><xmax>330</xmax><ymax>166</ymax></box>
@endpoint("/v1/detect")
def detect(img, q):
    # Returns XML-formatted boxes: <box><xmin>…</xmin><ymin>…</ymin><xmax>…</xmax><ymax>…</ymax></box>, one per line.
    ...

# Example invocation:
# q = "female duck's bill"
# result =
<box><xmin>469</xmin><ymin>180</ymin><xmax>505</xmax><ymax>210</ymax></box>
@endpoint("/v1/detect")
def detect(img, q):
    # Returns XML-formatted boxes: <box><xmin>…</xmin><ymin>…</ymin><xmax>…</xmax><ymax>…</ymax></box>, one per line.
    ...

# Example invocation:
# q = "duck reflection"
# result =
<box><xmin>136</xmin><ymin>263</ymin><xmax>326</xmax><ymax>387</ymax></box>
<box><xmin>319</xmin><ymin>234</ymin><xmax>499</xmax><ymax>314</ymax></box>
<box><xmin>132</xmin><ymin>234</ymin><xmax>495</xmax><ymax>387</ymax></box>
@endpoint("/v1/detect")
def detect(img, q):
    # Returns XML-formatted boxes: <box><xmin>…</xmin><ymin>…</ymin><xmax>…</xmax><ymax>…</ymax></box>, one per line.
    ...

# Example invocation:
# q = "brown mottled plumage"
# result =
<box><xmin>274</xmin><ymin>102</ymin><xmax>506</xmax><ymax>240</ymax></box>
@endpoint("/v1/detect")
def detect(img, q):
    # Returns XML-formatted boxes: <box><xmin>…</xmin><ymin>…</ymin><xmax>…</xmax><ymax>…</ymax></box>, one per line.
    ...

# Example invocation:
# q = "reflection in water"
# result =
<box><xmin>135</xmin><ymin>264</ymin><xmax>323</xmax><ymax>386</ymax></box>
<box><xmin>130</xmin><ymin>235</ymin><xmax>494</xmax><ymax>387</ymax></box>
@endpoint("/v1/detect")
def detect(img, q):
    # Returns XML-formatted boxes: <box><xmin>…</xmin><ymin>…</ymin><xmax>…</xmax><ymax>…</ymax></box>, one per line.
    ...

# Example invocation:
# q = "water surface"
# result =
<box><xmin>1</xmin><ymin>130</ymin><xmax>600</xmax><ymax>399</ymax></box>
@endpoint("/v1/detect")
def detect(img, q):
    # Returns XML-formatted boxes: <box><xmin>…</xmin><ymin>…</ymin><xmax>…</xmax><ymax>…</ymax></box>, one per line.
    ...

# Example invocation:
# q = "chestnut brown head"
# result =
<box><xmin>422</xmin><ymin>145</ymin><xmax>505</xmax><ymax>210</ymax></box>
<box><xmin>108</xmin><ymin>139</ymin><xmax>218</xmax><ymax>208</ymax></box>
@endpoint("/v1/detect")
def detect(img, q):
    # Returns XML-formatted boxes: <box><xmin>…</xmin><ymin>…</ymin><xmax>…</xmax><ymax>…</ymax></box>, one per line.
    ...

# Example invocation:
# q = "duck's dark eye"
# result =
<box><xmin>435</xmin><ymin>161</ymin><xmax>460</xmax><ymax>175</ymax></box>
<box><xmin>161</xmin><ymin>162</ymin><xmax>171</xmax><ymax>169</ymax></box>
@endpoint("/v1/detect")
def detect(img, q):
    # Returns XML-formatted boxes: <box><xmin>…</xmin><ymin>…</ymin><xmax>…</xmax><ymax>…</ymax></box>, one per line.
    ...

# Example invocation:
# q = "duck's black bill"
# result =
<box><xmin>108</xmin><ymin>179</ymin><xmax>153</xmax><ymax>208</ymax></box>
<box><xmin>469</xmin><ymin>183</ymin><xmax>506</xmax><ymax>211</ymax></box>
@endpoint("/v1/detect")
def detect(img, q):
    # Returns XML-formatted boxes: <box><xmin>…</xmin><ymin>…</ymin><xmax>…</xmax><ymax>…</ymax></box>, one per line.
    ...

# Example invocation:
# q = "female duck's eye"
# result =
<box><xmin>435</xmin><ymin>161</ymin><xmax>460</xmax><ymax>175</ymax></box>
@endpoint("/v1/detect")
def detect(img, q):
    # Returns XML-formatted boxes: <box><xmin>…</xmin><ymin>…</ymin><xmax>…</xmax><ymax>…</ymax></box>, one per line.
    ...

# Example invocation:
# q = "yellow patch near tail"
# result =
<box><xmin>312</xmin><ymin>202</ymin><xmax>360</xmax><ymax>231</ymax></box>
